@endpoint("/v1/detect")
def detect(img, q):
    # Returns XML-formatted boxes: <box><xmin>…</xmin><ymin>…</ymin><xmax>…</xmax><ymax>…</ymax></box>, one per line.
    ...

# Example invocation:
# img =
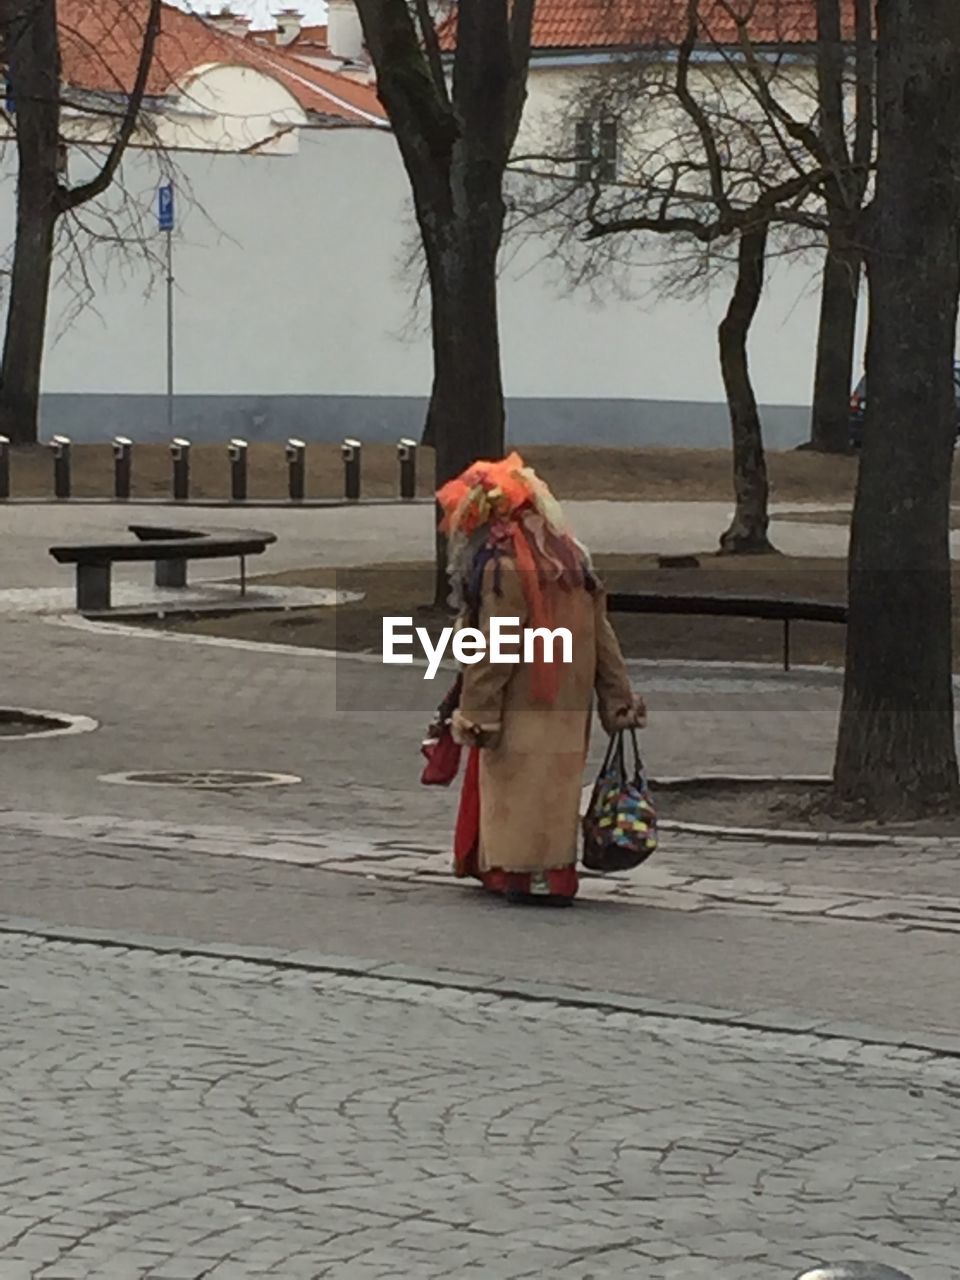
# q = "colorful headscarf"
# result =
<box><xmin>437</xmin><ymin>452</ymin><xmax>593</xmax><ymax>703</ymax></box>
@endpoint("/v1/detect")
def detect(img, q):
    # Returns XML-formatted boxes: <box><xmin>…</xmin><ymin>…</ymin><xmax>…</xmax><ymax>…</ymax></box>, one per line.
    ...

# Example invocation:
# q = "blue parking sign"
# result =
<box><xmin>158</xmin><ymin>183</ymin><xmax>174</xmax><ymax>232</ymax></box>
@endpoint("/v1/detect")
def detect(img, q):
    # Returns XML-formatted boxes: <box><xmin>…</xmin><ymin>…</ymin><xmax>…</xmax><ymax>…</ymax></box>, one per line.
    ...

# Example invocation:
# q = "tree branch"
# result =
<box><xmin>714</xmin><ymin>0</ymin><xmax>830</xmax><ymax>171</ymax></box>
<box><xmin>584</xmin><ymin>166</ymin><xmax>831</xmax><ymax>243</ymax></box>
<box><xmin>852</xmin><ymin>0</ymin><xmax>874</xmax><ymax>177</ymax></box>
<box><xmin>816</xmin><ymin>0</ymin><xmax>850</xmax><ymax>188</ymax></box>
<box><xmin>355</xmin><ymin>0</ymin><xmax>457</xmax><ymax>207</ymax></box>
<box><xmin>411</xmin><ymin>0</ymin><xmax>449</xmax><ymax>109</ymax></box>
<box><xmin>505</xmin><ymin>0</ymin><xmax>536</xmax><ymax>148</ymax></box>
<box><xmin>675</xmin><ymin>0</ymin><xmax>732</xmax><ymax>216</ymax></box>
<box><xmin>60</xmin><ymin>0</ymin><xmax>162</xmax><ymax>211</ymax></box>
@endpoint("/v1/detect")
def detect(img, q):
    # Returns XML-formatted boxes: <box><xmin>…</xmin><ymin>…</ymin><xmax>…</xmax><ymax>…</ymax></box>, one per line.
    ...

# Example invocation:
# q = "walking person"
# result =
<box><xmin>435</xmin><ymin>452</ymin><xmax>645</xmax><ymax>906</ymax></box>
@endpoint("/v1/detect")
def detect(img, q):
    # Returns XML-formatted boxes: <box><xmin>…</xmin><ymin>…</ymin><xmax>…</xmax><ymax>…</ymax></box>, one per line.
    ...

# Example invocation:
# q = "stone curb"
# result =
<box><xmin>2</xmin><ymin>912</ymin><xmax>959</xmax><ymax>1060</ymax></box>
<box><xmin>0</xmin><ymin>708</ymin><xmax>99</xmax><ymax>743</ymax></box>
<box><xmin>584</xmin><ymin>774</ymin><xmax>960</xmax><ymax>849</ymax></box>
<box><xmin>656</xmin><ymin>816</ymin><xmax>944</xmax><ymax>848</ymax></box>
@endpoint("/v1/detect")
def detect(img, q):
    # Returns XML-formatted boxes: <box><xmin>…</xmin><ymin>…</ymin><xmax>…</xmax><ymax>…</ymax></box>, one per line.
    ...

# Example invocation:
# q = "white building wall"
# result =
<box><xmin>0</xmin><ymin>117</ymin><xmax>851</xmax><ymax>446</ymax></box>
<box><xmin>8</xmin><ymin>65</ymin><xmax>309</xmax><ymax>155</ymax></box>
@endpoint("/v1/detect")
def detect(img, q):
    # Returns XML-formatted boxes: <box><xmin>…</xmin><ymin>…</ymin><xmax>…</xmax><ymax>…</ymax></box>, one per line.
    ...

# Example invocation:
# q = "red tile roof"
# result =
<box><xmin>295</xmin><ymin>23</ymin><xmax>330</xmax><ymax>49</ymax></box>
<box><xmin>57</xmin><ymin>1</ymin><xmax>385</xmax><ymax>127</ymax></box>
<box><xmin>249</xmin><ymin>23</ymin><xmax>328</xmax><ymax>50</ymax></box>
<box><xmin>440</xmin><ymin>0</ymin><xmax>852</xmax><ymax>53</ymax></box>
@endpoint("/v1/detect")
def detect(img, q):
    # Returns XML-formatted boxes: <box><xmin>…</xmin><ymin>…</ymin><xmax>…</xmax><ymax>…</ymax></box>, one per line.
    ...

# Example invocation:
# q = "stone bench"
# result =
<box><xmin>49</xmin><ymin>524</ymin><xmax>277</xmax><ymax>612</ymax></box>
<box><xmin>606</xmin><ymin>591</ymin><xmax>848</xmax><ymax>672</ymax></box>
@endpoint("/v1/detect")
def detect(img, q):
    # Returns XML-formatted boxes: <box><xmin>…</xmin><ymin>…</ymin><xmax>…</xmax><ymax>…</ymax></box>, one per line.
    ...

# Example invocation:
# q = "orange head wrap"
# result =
<box><xmin>436</xmin><ymin>451</ymin><xmax>545</xmax><ymax>537</ymax></box>
<box><xmin>437</xmin><ymin>452</ymin><xmax>585</xmax><ymax>704</ymax></box>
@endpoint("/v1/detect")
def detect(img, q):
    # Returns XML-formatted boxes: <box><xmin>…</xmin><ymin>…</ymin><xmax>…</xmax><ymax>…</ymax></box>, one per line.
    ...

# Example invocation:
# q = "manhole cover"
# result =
<box><xmin>100</xmin><ymin>769</ymin><xmax>301</xmax><ymax>790</ymax></box>
<box><xmin>0</xmin><ymin>708</ymin><xmax>98</xmax><ymax>740</ymax></box>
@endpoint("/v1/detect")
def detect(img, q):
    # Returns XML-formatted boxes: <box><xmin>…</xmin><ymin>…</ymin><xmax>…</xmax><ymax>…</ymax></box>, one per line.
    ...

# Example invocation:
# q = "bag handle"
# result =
<box><xmin>611</xmin><ymin>728</ymin><xmax>645</xmax><ymax>781</ymax></box>
<box><xmin>600</xmin><ymin>729</ymin><xmax>622</xmax><ymax>777</ymax></box>
<box><xmin>597</xmin><ymin>728</ymin><xmax>646</xmax><ymax>786</ymax></box>
<box><xmin>436</xmin><ymin>674</ymin><xmax>463</xmax><ymax>723</ymax></box>
<box><xmin>625</xmin><ymin>727</ymin><xmax>647</xmax><ymax>785</ymax></box>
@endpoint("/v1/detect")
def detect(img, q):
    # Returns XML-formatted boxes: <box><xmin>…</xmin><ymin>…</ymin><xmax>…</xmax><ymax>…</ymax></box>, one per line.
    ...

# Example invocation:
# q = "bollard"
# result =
<box><xmin>795</xmin><ymin>1266</ymin><xmax>913</xmax><ymax>1280</ymax></box>
<box><xmin>228</xmin><ymin>438</ymin><xmax>248</xmax><ymax>502</ymax></box>
<box><xmin>170</xmin><ymin>437</ymin><xmax>191</xmax><ymax>502</ymax></box>
<box><xmin>341</xmin><ymin>437</ymin><xmax>361</xmax><ymax>501</ymax></box>
<box><xmin>50</xmin><ymin>434</ymin><xmax>71</xmax><ymax>500</ymax></box>
<box><xmin>286</xmin><ymin>438</ymin><xmax>306</xmax><ymax>502</ymax></box>
<box><xmin>112</xmin><ymin>436</ymin><xmax>132</xmax><ymax>501</ymax></box>
<box><xmin>0</xmin><ymin>435</ymin><xmax>8</xmax><ymax>500</ymax></box>
<box><xmin>397</xmin><ymin>437</ymin><xmax>417</xmax><ymax>500</ymax></box>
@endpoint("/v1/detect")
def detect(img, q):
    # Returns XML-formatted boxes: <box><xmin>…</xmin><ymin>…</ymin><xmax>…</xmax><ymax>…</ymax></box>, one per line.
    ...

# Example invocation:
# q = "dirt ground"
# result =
<box><xmin>147</xmin><ymin>552</ymin><xmax>960</xmax><ymax>669</ymax></box>
<box><xmin>657</xmin><ymin>777</ymin><xmax>960</xmax><ymax>836</ymax></box>
<box><xmin>146</xmin><ymin>553</ymin><xmax>860</xmax><ymax>668</ymax></box>
<box><xmin>781</xmin><ymin>506</ymin><xmax>960</xmax><ymax>529</ymax></box>
<box><xmin>7</xmin><ymin>442</ymin><xmax>864</xmax><ymax>503</ymax></box>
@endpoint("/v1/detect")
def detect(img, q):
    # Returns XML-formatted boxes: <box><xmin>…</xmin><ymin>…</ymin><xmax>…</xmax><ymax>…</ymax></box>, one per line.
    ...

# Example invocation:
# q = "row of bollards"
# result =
<box><xmin>0</xmin><ymin>434</ymin><xmax>421</xmax><ymax>503</ymax></box>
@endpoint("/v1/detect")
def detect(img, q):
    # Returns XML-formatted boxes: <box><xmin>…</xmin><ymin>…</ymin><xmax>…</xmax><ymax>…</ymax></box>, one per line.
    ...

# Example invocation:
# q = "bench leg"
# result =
<box><xmin>156</xmin><ymin>558</ymin><xmax>187</xmax><ymax>588</ymax></box>
<box><xmin>77</xmin><ymin>563</ymin><xmax>111</xmax><ymax>613</ymax></box>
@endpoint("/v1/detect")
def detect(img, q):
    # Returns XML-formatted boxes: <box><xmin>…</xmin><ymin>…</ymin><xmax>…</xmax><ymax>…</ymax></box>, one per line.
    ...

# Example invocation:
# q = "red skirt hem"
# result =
<box><xmin>472</xmin><ymin>865</ymin><xmax>579</xmax><ymax>900</ymax></box>
<box><xmin>455</xmin><ymin>742</ymin><xmax>583</xmax><ymax>901</ymax></box>
<box><xmin>453</xmin><ymin>748</ymin><xmax>579</xmax><ymax>901</ymax></box>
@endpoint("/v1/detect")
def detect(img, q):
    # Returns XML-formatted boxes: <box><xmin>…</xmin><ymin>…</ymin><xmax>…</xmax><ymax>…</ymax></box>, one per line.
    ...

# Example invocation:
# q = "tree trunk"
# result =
<box><xmin>426</xmin><ymin>211</ymin><xmax>507</xmax><ymax>604</ymax></box>
<box><xmin>807</xmin><ymin>229</ymin><xmax>862</xmax><ymax>454</ymax></box>
<box><xmin>718</xmin><ymin>226</ymin><xmax>775</xmax><ymax>555</ymax></box>
<box><xmin>0</xmin><ymin>0</ymin><xmax>62</xmax><ymax>445</ymax></box>
<box><xmin>352</xmin><ymin>0</ymin><xmax>534</xmax><ymax>605</ymax></box>
<box><xmin>0</xmin><ymin>192</ymin><xmax>57</xmax><ymax>445</ymax></box>
<box><xmin>832</xmin><ymin>0</ymin><xmax>960</xmax><ymax>820</ymax></box>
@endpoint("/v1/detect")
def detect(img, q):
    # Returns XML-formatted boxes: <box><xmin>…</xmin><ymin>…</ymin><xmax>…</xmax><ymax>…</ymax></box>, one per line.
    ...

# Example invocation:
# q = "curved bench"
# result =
<box><xmin>50</xmin><ymin>524</ymin><xmax>277</xmax><ymax>613</ymax></box>
<box><xmin>606</xmin><ymin>591</ymin><xmax>848</xmax><ymax>671</ymax></box>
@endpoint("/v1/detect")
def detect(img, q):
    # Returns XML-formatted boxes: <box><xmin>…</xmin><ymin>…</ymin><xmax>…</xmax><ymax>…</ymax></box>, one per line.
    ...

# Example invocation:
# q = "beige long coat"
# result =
<box><xmin>452</xmin><ymin>557</ymin><xmax>634</xmax><ymax>873</ymax></box>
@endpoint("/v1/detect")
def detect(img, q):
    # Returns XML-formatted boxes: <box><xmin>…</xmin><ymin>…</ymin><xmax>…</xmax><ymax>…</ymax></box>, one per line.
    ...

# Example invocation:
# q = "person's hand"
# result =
<box><xmin>423</xmin><ymin>718</ymin><xmax>444</xmax><ymax>744</ymax></box>
<box><xmin>610</xmin><ymin>692</ymin><xmax>647</xmax><ymax>730</ymax></box>
<box><xmin>451</xmin><ymin>707</ymin><xmax>502</xmax><ymax>749</ymax></box>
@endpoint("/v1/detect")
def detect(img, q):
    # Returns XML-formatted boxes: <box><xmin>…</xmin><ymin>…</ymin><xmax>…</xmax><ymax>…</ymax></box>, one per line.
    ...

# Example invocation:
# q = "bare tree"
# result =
<box><xmin>717</xmin><ymin>224</ymin><xmax>771</xmax><ymax>551</ymax></box>
<box><xmin>721</xmin><ymin>0</ymin><xmax>876</xmax><ymax>452</ymax></box>
<box><xmin>353</xmin><ymin>0</ymin><xmax>535</xmax><ymax>596</ymax></box>
<box><xmin>0</xmin><ymin>0</ymin><xmax>161</xmax><ymax>444</ymax></box>
<box><xmin>509</xmin><ymin>3</ymin><xmax>833</xmax><ymax>552</ymax></box>
<box><xmin>807</xmin><ymin>0</ymin><xmax>874</xmax><ymax>453</ymax></box>
<box><xmin>832</xmin><ymin>0</ymin><xmax>960</xmax><ymax>819</ymax></box>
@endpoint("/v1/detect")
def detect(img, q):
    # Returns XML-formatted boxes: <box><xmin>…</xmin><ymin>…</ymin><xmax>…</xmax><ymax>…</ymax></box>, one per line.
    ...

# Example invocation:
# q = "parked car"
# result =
<box><xmin>849</xmin><ymin>360</ymin><xmax>960</xmax><ymax>448</ymax></box>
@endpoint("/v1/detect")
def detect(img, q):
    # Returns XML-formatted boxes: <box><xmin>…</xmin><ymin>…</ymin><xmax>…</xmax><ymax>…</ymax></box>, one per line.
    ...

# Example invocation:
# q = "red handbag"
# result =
<box><xmin>420</xmin><ymin>727</ymin><xmax>462</xmax><ymax>785</ymax></box>
<box><xmin>420</xmin><ymin>676</ymin><xmax>463</xmax><ymax>786</ymax></box>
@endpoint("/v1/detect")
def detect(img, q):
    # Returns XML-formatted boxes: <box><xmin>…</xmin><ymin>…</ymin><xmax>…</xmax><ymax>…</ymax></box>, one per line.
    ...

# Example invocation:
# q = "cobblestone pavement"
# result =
<box><xmin>3</xmin><ymin>808</ymin><xmax>960</xmax><ymax>938</ymax></box>
<box><xmin>0</xmin><ymin>607</ymin><xmax>844</xmax><ymax>830</ymax></box>
<box><xmin>2</xmin><ymin>813</ymin><xmax>959</xmax><ymax>1042</ymax></box>
<box><xmin>1</xmin><ymin>931</ymin><xmax>957</xmax><ymax>1280</ymax></box>
<box><xmin>3</xmin><ymin>502</ymin><xmax>960</xmax><ymax>1276</ymax></box>
<box><xmin>1</xmin><ymin>577</ymin><xmax>959</xmax><ymax>1040</ymax></box>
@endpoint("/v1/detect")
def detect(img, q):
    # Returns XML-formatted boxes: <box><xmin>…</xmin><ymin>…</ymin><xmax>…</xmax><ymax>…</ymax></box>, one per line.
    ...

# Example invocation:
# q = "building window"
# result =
<box><xmin>574</xmin><ymin>117</ymin><xmax>619</xmax><ymax>183</ymax></box>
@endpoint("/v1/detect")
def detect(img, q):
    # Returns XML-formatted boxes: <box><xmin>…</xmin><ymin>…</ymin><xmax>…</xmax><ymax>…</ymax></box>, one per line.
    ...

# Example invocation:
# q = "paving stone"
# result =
<box><xmin>0</xmin><ymin>933</ymin><xmax>955</xmax><ymax>1278</ymax></box>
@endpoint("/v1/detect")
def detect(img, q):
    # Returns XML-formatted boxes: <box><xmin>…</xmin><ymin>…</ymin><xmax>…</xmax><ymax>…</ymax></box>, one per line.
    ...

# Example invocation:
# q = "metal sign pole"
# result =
<box><xmin>166</xmin><ymin>225</ymin><xmax>174</xmax><ymax>434</ymax></box>
<box><xmin>158</xmin><ymin>183</ymin><xmax>175</xmax><ymax>435</ymax></box>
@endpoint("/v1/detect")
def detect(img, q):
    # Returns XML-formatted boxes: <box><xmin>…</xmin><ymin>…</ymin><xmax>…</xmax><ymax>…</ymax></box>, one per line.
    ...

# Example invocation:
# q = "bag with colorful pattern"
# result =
<box><xmin>582</xmin><ymin>729</ymin><xmax>657</xmax><ymax>872</ymax></box>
